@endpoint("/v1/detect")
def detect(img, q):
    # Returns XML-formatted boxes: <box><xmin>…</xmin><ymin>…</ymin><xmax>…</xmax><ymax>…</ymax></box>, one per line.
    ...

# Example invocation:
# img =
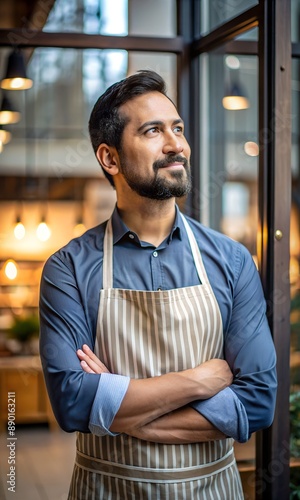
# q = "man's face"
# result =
<box><xmin>117</xmin><ymin>91</ymin><xmax>191</xmax><ymax>200</ymax></box>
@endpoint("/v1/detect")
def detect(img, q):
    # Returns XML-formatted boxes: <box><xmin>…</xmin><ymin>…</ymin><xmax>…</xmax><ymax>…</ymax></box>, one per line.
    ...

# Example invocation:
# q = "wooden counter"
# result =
<box><xmin>0</xmin><ymin>356</ymin><xmax>57</xmax><ymax>431</ymax></box>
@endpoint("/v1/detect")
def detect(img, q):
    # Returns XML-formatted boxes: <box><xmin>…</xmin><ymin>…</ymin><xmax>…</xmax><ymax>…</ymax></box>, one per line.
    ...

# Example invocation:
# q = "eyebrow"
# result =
<box><xmin>137</xmin><ymin>118</ymin><xmax>184</xmax><ymax>133</ymax></box>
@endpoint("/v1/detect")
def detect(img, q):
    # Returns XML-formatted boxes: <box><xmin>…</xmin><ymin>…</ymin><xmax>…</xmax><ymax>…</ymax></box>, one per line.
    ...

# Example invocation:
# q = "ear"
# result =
<box><xmin>96</xmin><ymin>144</ymin><xmax>120</xmax><ymax>177</ymax></box>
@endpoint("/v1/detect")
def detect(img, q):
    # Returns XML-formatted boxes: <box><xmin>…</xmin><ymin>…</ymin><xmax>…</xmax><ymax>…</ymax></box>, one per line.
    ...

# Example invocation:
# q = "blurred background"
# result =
<box><xmin>0</xmin><ymin>1</ymin><xmax>299</xmax><ymax>499</ymax></box>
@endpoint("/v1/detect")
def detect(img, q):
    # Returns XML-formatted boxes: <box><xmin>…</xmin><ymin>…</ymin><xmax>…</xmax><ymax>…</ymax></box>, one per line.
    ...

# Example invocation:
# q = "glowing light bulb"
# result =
<box><xmin>14</xmin><ymin>221</ymin><xmax>25</xmax><ymax>239</ymax></box>
<box><xmin>73</xmin><ymin>222</ymin><xmax>86</xmax><ymax>237</ymax></box>
<box><xmin>244</xmin><ymin>141</ymin><xmax>259</xmax><ymax>157</ymax></box>
<box><xmin>4</xmin><ymin>259</ymin><xmax>18</xmax><ymax>280</ymax></box>
<box><xmin>36</xmin><ymin>221</ymin><xmax>51</xmax><ymax>241</ymax></box>
<box><xmin>0</xmin><ymin>129</ymin><xmax>11</xmax><ymax>144</ymax></box>
<box><xmin>222</xmin><ymin>95</ymin><xmax>249</xmax><ymax>110</ymax></box>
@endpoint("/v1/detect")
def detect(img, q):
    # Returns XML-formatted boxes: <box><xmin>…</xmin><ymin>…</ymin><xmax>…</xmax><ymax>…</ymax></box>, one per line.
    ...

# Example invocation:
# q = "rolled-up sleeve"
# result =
<box><xmin>39</xmin><ymin>253</ymin><xmax>129</xmax><ymax>434</ymax></box>
<box><xmin>190</xmin><ymin>387</ymin><xmax>249</xmax><ymax>442</ymax></box>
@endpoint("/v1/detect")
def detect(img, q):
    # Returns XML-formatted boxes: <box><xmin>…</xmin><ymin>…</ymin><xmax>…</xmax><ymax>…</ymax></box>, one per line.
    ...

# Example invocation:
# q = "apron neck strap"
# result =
<box><xmin>180</xmin><ymin>214</ymin><xmax>210</xmax><ymax>286</ymax></box>
<box><xmin>102</xmin><ymin>218</ymin><xmax>113</xmax><ymax>289</ymax></box>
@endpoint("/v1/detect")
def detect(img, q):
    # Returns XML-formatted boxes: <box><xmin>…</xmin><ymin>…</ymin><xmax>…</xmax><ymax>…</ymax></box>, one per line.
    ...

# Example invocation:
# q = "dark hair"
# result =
<box><xmin>88</xmin><ymin>70</ymin><xmax>169</xmax><ymax>186</ymax></box>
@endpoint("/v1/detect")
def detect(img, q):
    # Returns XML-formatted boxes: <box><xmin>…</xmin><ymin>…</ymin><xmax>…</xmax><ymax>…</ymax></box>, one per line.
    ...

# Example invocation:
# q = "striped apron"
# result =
<box><xmin>68</xmin><ymin>214</ymin><xmax>244</xmax><ymax>499</ymax></box>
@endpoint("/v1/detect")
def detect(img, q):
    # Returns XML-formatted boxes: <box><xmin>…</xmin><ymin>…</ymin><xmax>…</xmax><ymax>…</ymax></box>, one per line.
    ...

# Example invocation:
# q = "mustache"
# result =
<box><xmin>153</xmin><ymin>155</ymin><xmax>189</xmax><ymax>171</ymax></box>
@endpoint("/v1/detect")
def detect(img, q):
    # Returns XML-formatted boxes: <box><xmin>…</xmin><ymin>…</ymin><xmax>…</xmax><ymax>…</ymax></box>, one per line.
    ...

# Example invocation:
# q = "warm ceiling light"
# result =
<box><xmin>36</xmin><ymin>220</ymin><xmax>51</xmax><ymax>241</ymax></box>
<box><xmin>0</xmin><ymin>127</ymin><xmax>11</xmax><ymax>144</ymax></box>
<box><xmin>244</xmin><ymin>141</ymin><xmax>259</xmax><ymax>157</ymax></box>
<box><xmin>225</xmin><ymin>55</ymin><xmax>240</xmax><ymax>70</ymax></box>
<box><xmin>222</xmin><ymin>95</ymin><xmax>249</xmax><ymax>110</ymax></box>
<box><xmin>14</xmin><ymin>217</ymin><xmax>26</xmax><ymax>240</ymax></box>
<box><xmin>1</xmin><ymin>50</ymin><xmax>33</xmax><ymax>90</ymax></box>
<box><xmin>0</xmin><ymin>141</ymin><xmax>3</xmax><ymax>153</ymax></box>
<box><xmin>4</xmin><ymin>259</ymin><xmax>18</xmax><ymax>280</ymax></box>
<box><xmin>73</xmin><ymin>222</ymin><xmax>86</xmax><ymax>238</ymax></box>
<box><xmin>0</xmin><ymin>96</ymin><xmax>21</xmax><ymax>125</ymax></box>
<box><xmin>222</xmin><ymin>88</ymin><xmax>249</xmax><ymax>110</ymax></box>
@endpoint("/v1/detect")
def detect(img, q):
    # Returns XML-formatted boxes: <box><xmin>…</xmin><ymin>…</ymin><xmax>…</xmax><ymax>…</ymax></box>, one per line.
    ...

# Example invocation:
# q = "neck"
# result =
<box><xmin>117</xmin><ymin>196</ymin><xmax>177</xmax><ymax>247</ymax></box>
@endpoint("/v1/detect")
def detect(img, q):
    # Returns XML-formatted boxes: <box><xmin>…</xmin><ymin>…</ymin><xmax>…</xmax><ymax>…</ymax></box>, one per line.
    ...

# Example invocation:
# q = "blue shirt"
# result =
<box><xmin>39</xmin><ymin>205</ymin><xmax>277</xmax><ymax>443</ymax></box>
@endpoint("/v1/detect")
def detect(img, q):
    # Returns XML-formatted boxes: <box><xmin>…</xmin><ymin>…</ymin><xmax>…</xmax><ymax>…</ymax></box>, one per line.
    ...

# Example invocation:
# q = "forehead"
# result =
<box><xmin>119</xmin><ymin>91</ymin><xmax>181</xmax><ymax>128</ymax></box>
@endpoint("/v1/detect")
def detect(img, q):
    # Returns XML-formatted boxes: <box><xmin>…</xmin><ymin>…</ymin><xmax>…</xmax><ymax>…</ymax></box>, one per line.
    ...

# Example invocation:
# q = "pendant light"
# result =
<box><xmin>0</xmin><ymin>126</ymin><xmax>12</xmax><ymax>145</ymax></box>
<box><xmin>14</xmin><ymin>215</ymin><xmax>26</xmax><ymax>240</ymax></box>
<box><xmin>1</xmin><ymin>50</ymin><xmax>33</xmax><ymax>90</ymax></box>
<box><xmin>4</xmin><ymin>259</ymin><xmax>18</xmax><ymax>280</ymax></box>
<box><xmin>36</xmin><ymin>217</ymin><xmax>51</xmax><ymax>241</ymax></box>
<box><xmin>222</xmin><ymin>82</ymin><xmax>249</xmax><ymax>110</ymax></box>
<box><xmin>0</xmin><ymin>95</ymin><xmax>21</xmax><ymax>125</ymax></box>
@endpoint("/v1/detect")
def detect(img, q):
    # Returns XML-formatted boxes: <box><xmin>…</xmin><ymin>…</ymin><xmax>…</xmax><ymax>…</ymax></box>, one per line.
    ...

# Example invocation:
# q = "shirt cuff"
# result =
<box><xmin>190</xmin><ymin>387</ymin><xmax>250</xmax><ymax>443</ymax></box>
<box><xmin>89</xmin><ymin>373</ymin><xmax>130</xmax><ymax>436</ymax></box>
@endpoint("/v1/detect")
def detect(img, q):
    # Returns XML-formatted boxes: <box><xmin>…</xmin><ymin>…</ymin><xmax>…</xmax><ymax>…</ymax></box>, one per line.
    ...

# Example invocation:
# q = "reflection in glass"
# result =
<box><xmin>199</xmin><ymin>52</ymin><xmax>258</xmax><ymax>254</ymax></box>
<box><xmin>44</xmin><ymin>0</ymin><xmax>128</xmax><ymax>35</ymax></box>
<box><xmin>0</xmin><ymin>47</ymin><xmax>128</xmax><ymax>177</ymax></box>
<box><xmin>291</xmin><ymin>0</ymin><xmax>300</xmax><ymax>42</ymax></box>
<box><xmin>200</xmin><ymin>0</ymin><xmax>258</xmax><ymax>36</ymax></box>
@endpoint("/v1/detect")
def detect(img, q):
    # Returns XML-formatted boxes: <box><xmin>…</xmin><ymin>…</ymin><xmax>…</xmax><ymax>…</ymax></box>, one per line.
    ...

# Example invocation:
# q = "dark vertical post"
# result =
<box><xmin>176</xmin><ymin>0</ymin><xmax>195</xmax><ymax>217</ymax></box>
<box><xmin>256</xmin><ymin>0</ymin><xmax>291</xmax><ymax>498</ymax></box>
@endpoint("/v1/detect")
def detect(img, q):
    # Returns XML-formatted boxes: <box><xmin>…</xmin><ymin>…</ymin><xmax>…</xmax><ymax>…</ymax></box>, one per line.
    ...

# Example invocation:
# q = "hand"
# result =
<box><xmin>77</xmin><ymin>344</ymin><xmax>110</xmax><ymax>374</ymax></box>
<box><xmin>191</xmin><ymin>359</ymin><xmax>233</xmax><ymax>399</ymax></box>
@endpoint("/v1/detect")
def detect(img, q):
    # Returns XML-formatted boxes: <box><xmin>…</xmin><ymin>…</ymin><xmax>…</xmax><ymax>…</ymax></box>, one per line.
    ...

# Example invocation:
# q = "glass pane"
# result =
<box><xmin>43</xmin><ymin>0</ymin><xmax>177</xmax><ymax>37</ymax></box>
<box><xmin>128</xmin><ymin>0</ymin><xmax>176</xmax><ymax>37</ymax></box>
<box><xmin>235</xmin><ymin>27</ymin><xmax>258</xmax><ymax>41</ymax></box>
<box><xmin>0</xmin><ymin>47</ymin><xmax>128</xmax><ymax>177</ymax></box>
<box><xmin>290</xmin><ymin>58</ymin><xmax>300</xmax><ymax>493</ymax></box>
<box><xmin>199</xmin><ymin>52</ymin><xmax>258</xmax><ymax>244</ymax></box>
<box><xmin>128</xmin><ymin>52</ymin><xmax>177</xmax><ymax>101</ymax></box>
<box><xmin>200</xmin><ymin>0</ymin><xmax>258</xmax><ymax>36</ymax></box>
<box><xmin>44</xmin><ymin>0</ymin><xmax>128</xmax><ymax>35</ymax></box>
<box><xmin>292</xmin><ymin>0</ymin><xmax>300</xmax><ymax>42</ymax></box>
<box><xmin>199</xmin><ymin>51</ymin><xmax>258</xmax><ymax>497</ymax></box>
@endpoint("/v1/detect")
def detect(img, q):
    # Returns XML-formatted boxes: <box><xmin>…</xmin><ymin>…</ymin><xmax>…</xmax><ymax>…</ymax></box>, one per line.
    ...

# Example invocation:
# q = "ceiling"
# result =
<box><xmin>0</xmin><ymin>0</ymin><xmax>54</xmax><ymax>30</ymax></box>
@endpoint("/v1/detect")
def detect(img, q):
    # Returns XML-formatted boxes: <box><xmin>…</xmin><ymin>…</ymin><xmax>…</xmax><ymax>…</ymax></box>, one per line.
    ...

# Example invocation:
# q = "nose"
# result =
<box><xmin>162</xmin><ymin>131</ymin><xmax>184</xmax><ymax>155</ymax></box>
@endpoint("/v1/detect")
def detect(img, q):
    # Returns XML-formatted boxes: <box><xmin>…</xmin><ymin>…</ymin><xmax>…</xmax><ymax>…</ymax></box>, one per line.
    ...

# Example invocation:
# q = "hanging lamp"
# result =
<box><xmin>0</xmin><ymin>95</ymin><xmax>21</xmax><ymax>125</ymax></box>
<box><xmin>222</xmin><ymin>81</ymin><xmax>249</xmax><ymax>110</ymax></box>
<box><xmin>0</xmin><ymin>125</ymin><xmax>12</xmax><ymax>145</ymax></box>
<box><xmin>1</xmin><ymin>50</ymin><xmax>33</xmax><ymax>90</ymax></box>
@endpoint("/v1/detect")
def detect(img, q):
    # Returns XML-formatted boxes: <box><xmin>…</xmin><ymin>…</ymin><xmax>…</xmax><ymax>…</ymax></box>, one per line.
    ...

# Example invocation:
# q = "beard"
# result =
<box><xmin>118</xmin><ymin>153</ymin><xmax>192</xmax><ymax>200</ymax></box>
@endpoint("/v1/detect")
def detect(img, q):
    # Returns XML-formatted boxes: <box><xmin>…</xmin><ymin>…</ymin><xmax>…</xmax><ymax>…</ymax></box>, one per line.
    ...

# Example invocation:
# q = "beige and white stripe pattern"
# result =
<box><xmin>68</xmin><ymin>214</ymin><xmax>244</xmax><ymax>499</ymax></box>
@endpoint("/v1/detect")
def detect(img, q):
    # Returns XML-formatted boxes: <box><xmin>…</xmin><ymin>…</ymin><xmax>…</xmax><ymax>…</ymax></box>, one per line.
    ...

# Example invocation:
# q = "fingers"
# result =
<box><xmin>77</xmin><ymin>345</ymin><xmax>110</xmax><ymax>374</ymax></box>
<box><xmin>80</xmin><ymin>359</ymin><xmax>96</xmax><ymax>374</ymax></box>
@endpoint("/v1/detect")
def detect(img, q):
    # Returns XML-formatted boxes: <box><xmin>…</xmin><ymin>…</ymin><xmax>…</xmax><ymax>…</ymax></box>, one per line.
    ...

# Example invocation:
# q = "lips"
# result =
<box><xmin>154</xmin><ymin>155</ymin><xmax>188</xmax><ymax>171</ymax></box>
<box><xmin>160</xmin><ymin>162</ymin><xmax>184</xmax><ymax>169</ymax></box>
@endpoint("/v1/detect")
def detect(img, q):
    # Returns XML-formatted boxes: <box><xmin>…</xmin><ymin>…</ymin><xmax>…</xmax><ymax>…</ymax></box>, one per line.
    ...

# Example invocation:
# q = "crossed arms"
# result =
<box><xmin>39</xmin><ymin>237</ymin><xmax>277</xmax><ymax>444</ymax></box>
<box><xmin>77</xmin><ymin>344</ymin><xmax>232</xmax><ymax>443</ymax></box>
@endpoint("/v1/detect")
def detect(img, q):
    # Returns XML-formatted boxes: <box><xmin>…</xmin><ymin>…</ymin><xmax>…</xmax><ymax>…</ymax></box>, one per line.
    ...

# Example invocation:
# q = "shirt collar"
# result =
<box><xmin>111</xmin><ymin>204</ymin><xmax>183</xmax><ymax>245</ymax></box>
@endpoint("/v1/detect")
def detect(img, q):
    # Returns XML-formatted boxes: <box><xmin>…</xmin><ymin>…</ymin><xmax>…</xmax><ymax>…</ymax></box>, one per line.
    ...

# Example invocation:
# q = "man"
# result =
<box><xmin>40</xmin><ymin>70</ymin><xmax>277</xmax><ymax>499</ymax></box>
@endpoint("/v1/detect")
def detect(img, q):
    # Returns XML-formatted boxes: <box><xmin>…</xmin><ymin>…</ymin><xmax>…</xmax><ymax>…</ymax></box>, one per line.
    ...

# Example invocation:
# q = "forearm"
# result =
<box><xmin>77</xmin><ymin>346</ymin><xmax>233</xmax><ymax>435</ymax></box>
<box><xmin>110</xmin><ymin>369</ymin><xmax>206</xmax><ymax>433</ymax></box>
<box><xmin>127</xmin><ymin>406</ymin><xmax>226</xmax><ymax>444</ymax></box>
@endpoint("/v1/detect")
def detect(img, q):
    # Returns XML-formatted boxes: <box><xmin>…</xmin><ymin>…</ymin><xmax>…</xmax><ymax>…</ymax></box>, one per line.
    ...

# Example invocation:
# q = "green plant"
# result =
<box><xmin>7</xmin><ymin>314</ymin><xmax>40</xmax><ymax>344</ymax></box>
<box><xmin>290</xmin><ymin>391</ymin><xmax>300</xmax><ymax>497</ymax></box>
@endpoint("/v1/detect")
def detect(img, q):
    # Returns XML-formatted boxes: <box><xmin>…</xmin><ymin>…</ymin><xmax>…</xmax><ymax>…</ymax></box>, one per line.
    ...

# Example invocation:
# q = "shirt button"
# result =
<box><xmin>153</xmin><ymin>251</ymin><xmax>158</xmax><ymax>257</ymax></box>
<box><xmin>129</xmin><ymin>233</ymin><xmax>134</xmax><ymax>239</ymax></box>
